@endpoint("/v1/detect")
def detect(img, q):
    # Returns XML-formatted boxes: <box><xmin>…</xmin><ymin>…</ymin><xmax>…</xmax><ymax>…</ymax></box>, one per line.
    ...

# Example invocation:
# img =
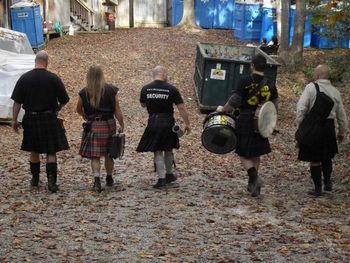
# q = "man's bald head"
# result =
<box><xmin>152</xmin><ymin>66</ymin><xmax>167</xmax><ymax>81</ymax></box>
<box><xmin>314</xmin><ymin>64</ymin><xmax>329</xmax><ymax>80</ymax></box>
<box><xmin>35</xmin><ymin>50</ymin><xmax>49</xmax><ymax>68</ymax></box>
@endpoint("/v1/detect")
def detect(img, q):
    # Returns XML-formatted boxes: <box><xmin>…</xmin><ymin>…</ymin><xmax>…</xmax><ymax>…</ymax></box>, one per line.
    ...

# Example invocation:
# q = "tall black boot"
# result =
<box><xmin>322</xmin><ymin>159</ymin><xmax>333</xmax><ymax>191</ymax></box>
<box><xmin>247</xmin><ymin>167</ymin><xmax>262</xmax><ymax>197</ymax></box>
<box><xmin>310</xmin><ymin>165</ymin><xmax>322</xmax><ymax>196</ymax></box>
<box><xmin>93</xmin><ymin>177</ymin><xmax>102</xmax><ymax>192</ymax></box>
<box><xmin>46</xmin><ymin>163</ymin><xmax>59</xmax><ymax>193</ymax></box>
<box><xmin>30</xmin><ymin>162</ymin><xmax>40</xmax><ymax>187</ymax></box>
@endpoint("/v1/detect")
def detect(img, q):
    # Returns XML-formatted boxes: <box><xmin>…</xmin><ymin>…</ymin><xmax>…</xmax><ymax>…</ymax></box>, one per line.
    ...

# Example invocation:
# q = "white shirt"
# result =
<box><xmin>296</xmin><ymin>79</ymin><xmax>348</xmax><ymax>137</ymax></box>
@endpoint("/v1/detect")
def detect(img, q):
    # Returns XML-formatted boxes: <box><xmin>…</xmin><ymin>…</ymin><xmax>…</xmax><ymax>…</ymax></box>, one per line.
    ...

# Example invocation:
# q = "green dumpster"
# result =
<box><xmin>193</xmin><ymin>42</ymin><xmax>280</xmax><ymax>111</ymax></box>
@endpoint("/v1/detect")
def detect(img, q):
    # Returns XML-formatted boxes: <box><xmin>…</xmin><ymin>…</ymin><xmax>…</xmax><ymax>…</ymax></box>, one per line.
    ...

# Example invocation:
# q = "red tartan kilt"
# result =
<box><xmin>79</xmin><ymin>119</ymin><xmax>116</xmax><ymax>158</ymax></box>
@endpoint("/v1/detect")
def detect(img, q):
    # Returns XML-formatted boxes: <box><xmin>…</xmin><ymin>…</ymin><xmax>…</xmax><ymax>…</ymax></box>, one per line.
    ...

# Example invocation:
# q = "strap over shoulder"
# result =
<box><xmin>313</xmin><ymin>82</ymin><xmax>320</xmax><ymax>93</ymax></box>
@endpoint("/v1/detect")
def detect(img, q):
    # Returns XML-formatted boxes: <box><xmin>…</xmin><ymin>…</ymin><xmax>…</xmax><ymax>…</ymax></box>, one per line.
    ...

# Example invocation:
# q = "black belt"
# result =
<box><xmin>87</xmin><ymin>114</ymin><xmax>114</xmax><ymax>121</ymax></box>
<box><xmin>27</xmin><ymin>110</ymin><xmax>55</xmax><ymax>115</ymax></box>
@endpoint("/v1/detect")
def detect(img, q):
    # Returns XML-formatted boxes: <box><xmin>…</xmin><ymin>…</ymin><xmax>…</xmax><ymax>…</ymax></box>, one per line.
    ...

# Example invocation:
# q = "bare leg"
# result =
<box><xmin>46</xmin><ymin>153</ymin><xmax>58</xmax><ymax>193</ymax></box>
<box><xmin>153</xmin><ymin>151</ymin><xmax>166</xmax><ymax>188</ymax></box>
<box><xmin>105</xmin><ymin>156</ymin><xmax>114</xmax><ymax>186</ymax></box>
<box><xmin>91</xmin><ymin>157</ymin><xmax>102</xmax><ymax>192</ymax></box>
<box><xmin>30</xmin><ymin>152</ymin><xmax>40</xmax><ymax>163</ymax></box>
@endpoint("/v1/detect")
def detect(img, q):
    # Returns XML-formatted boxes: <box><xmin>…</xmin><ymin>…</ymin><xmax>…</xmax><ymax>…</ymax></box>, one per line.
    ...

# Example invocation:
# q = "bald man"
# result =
<box><xmin>137</xmin><ymin>66</ymin><xmax>191</xmax><ymax>188</ymax></box>
<box><xmin>11</xmin><ymin>50</ymin><xmax>70</xmax><ymax>193</ymax></box>
<box><xmin>296</xmin><ymin>64</ymin><xmax>348</xmax><ymax>196</ymax></box>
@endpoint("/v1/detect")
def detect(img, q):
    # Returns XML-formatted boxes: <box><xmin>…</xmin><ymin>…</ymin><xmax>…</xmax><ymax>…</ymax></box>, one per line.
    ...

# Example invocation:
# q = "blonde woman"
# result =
<box><xmin>77</xmin><ymin>65</ymin><xmax>124</xmax><ymax>192</ymax></box>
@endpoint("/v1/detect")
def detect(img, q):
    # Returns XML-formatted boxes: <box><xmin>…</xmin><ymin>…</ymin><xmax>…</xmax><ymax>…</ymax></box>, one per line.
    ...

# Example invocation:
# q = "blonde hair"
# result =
<box><xmin>86</xmin><ymin>65</ymin><xmax>105</xmax><ymax>108</ymax></box>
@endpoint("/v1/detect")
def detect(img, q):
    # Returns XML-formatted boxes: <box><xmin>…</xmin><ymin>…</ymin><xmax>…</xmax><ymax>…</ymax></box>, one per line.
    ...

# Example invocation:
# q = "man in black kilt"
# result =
<box><xmin>296</xmin><ymin>64</ymin><xmax>348</xmax><ymax>196</ymax></box>
<box><xmin>11</xmin><ymin>51</ymin><xmax>70</xmax><ymax>193</ymax></box>
<box><xmin>137</xmin><ymin>66</ymin><xmax>191</xmax><ymax>188</ymax></box>
<box><xmin>217</xmin><ymin>55</ymin><xmax>278</xmax><ymax>197</ymax></box>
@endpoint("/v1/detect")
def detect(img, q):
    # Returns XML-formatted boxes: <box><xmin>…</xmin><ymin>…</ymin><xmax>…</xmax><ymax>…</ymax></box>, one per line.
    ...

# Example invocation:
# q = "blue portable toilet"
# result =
<box><xmin>10</xmin><ymin>2</ymin><xmax>44</xmax><ymax>49</ymax></box>
<box><xmin>213</xmin><ymin>0</ymin><xmax>235</xmax><ymax>29</ymax></box>
<box><xmin>311</xmin><ymin>27</ymin><xmax>344</xmax><ymax>49</ymax></box>
<box><xmin>172</xmin><ymin>0</ymin><xmax>184</xmax><ymax>26</ymax></box>
<box><xmin>234</xmin><ymin>0</ymin><xmax>263</xmax><ymax>41</ymax></box>
<box><xmin>195</xmin><ymin>0</ymin><xmax>215</xmax><ymax>28</ymax></box>
<box><xmin>289</xmin><ymin>5</ymin><xmax>311</xmax><ymax>48</ymax></box>
<box><xmin>260</xmin><ymin>1</ymin><xmax>277</xmax><ymax>42</ymax></box>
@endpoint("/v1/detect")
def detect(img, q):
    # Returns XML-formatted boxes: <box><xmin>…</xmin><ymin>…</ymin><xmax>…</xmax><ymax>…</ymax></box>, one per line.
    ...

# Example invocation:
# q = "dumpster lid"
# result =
<box><xmin>197</xmin><ymin>42</ymin><xmax>280</xmax><ymax>66</ymax></box>
<box><xmin>10</xmin><ymin>1</ymin><xmax>37</xmax><ymax>8</ymax></box>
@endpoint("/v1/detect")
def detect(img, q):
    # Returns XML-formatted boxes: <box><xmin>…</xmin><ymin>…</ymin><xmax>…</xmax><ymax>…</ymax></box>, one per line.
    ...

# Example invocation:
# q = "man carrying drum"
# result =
<box><xmin>217</xmin><ymin>55</ymin><xmax>278</xmax><ymax>197</ymax></box>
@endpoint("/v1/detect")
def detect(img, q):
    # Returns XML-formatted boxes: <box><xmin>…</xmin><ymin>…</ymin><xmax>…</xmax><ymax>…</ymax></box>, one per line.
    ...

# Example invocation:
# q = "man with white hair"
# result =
<box><xmin>11</xmin><ymin>50</ymin><xmax>70</xmax><ymax>193</ymax></box>
<box><xmin>137</xmin><ymin>66</ymin><xmax>191</xmax><ymax>188</ymax></box>
<box><xmin>297</xmin><ymin>64</ymin><xmax>348</xmax><ymax>196</ymax></box>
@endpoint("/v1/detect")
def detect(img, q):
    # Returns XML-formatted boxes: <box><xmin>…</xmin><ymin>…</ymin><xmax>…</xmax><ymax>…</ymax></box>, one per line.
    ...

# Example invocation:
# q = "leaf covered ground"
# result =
<box><xmin>0</xmin><ymin>28</ymin><xmax>349</xmax><ymax>262</ymax></box>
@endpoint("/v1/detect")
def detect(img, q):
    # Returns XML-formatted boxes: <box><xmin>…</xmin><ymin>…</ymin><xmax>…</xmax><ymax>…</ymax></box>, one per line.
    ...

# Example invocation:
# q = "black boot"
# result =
<box><xmin>46</xmin><ymin>163</ymin><xmax>59</xmax><ymax>193</ymax></box>
<box><xmin>106</xmin><ymin>175</ymin><xmax>114</xmax><ymax>187</ymax></box>
<box><xmin>30</xmin><ymin>162</ymin><xmax>40</xmax><ymax>187</ymax></box>
<box><xmin>93</xmin><ymin>177</ymin><xmax>102</xmax><ymax>192</ymax></box>
<box><xmin>247</xmin><ymin>167</ymin><xmax>262</xmax><ymax>197</ymax></box>
<box><xmin>322</xmin><ymin>159</ymin><xmax>333</xmax><ymax>191</ymax></box>
<box><xmin>310</xmin><ymin>166</ymin><xmax>322</xmax><ymax>197</ymax></box>
<box><xmin>165</xmin><ymin>173</ymin><xmax>177</xmax><ymax>184</ymax></box>
<box><xmin>153</xmin><ymin>178</ymin><xmax>166</xmax><ymax>188</ymax></box>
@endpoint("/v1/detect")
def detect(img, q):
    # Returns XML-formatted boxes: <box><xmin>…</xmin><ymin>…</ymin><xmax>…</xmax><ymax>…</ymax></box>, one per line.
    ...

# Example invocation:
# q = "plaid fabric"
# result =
<box><xmin>21</xmin><ymin>112</ymin><xmax>69</xmax><ymax>154</ymax></box>
<box><xmin>79</xmin><ymin>118</ymin><xmax>116</xmax><ymax>158</ymax></box>
<box><xmin>235</xmin><ymin>111</ymin><xmax>271</xmax><ymax>157</ymax></box>
<box><xmin>298</xmin><ymin>119</ymin><xmax>338</xmax><ymax>162</ymax></box>
<box><xmin>137</xmin><ymin>114</ymin><xmax>179</xmax><ymax>152</ymax></box>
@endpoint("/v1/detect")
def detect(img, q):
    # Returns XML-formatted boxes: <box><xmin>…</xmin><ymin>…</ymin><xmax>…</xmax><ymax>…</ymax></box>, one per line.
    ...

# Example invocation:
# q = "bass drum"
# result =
<box><xmin>201</xmin><ymin>112</ymin><xmax>237</xmax><ymax>154</ymax></box>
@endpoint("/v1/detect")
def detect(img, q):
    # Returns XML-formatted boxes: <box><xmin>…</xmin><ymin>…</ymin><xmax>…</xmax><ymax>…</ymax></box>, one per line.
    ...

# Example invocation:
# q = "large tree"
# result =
<box><xmin>177</xmin><ymin>0</ymin><xmax>198</xmax><ymax>28</ymax></box>
<box><xmin>278</xmin><ymin>0</ymin><xmax>306</xmax><ymax>70</ymax></box>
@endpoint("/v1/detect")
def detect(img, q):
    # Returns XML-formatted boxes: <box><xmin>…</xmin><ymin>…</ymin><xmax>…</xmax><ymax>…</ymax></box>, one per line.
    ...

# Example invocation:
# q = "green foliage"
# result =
<box><xmin>326</xmin><ymin>48</ymin><xmax>350</xmax><ymax>83</ymax></box>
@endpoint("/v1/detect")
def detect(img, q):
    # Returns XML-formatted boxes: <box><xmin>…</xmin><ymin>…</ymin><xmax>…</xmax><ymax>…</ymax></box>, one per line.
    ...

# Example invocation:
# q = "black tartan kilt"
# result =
<box><xmin>21</xmin><ymin>112</ymin><xmax>69</xmax><ymax>154</ymax></box>
<box><xmin>235</xmin><ymin>111</ymin><xmax>271</xmax><ymax>157</ymax></box>
<box><xmin>298</xmin><ymin>119</ymin><xmax>338</xmax><ymax>162</ymax></box>
<box><xmin>136</xmin><ymin>114</ymin><xmax>179</xmax><ymax>152</ymax></box>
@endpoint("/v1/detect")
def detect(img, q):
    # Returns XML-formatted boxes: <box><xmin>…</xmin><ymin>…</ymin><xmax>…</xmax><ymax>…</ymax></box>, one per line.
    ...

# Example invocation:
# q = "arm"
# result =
<box><xmin>76</xmin><ymin>97</ymin><xmax>87</xmax><ymax>121</ymax></box>
<box><xmin>217</xmin><ymin>93</ymin><xmax>242</xmax><ymax>113</ymax></box>
<box><xmin>296</xmin><ymin>84</ymin><xmax>313</xmax><ymax>125</ymax></box>
<box><xmin>176</xmin><ymin>103</ymin><xmax>191</xmax><ymax>134</ymax></box>
<box><xmin>114</xmin><ymin>94</ymin><xmax>125</xmax><ymax>132</ymax></box>
<box><xmin>335</xmin><ymin>96</ymin><xmax>348</xmax><ymax>142</ymax></box>
<box><xmin>12</xmin><ymin>102</ymin><xmax>21</xmax><ymax>132</ymax></box>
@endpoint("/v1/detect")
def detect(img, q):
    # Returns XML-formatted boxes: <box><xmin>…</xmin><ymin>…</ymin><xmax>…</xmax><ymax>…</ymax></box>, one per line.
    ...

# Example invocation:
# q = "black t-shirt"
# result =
<box><xmin>11</xmin><ymin>68</ymin><xmax>69</xmax><ymax>111</ymax></box>
<box><xmin>79</xmin><ymin>84</ymin><xmax>118</xmax><ymax>116</ymax></box>
<box><xmin>234</xmin><ymin>74</ymin><xmax>278</xmax><ymax>110</ymax></box>
<box><xmin>140</xmin><ymin>80</ymin><xmax>183</xmax><ymax>115</ymax></box>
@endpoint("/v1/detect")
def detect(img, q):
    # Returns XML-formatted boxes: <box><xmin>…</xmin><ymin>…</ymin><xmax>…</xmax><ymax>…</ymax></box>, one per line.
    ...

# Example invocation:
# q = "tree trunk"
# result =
<box><xmin>278</xmin><ymin>0</ymin><xmax>305</xmax><ymax>71</ymax></box>
<box><xmin>177</xmin><ymin>0</ymin><xmax>198</xmax><ymax>28</ymax></box>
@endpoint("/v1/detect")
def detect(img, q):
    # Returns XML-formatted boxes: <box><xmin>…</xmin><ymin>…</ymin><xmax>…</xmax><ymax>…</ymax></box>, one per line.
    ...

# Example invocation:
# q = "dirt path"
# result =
<box><xmin>0</xmin><ymin>28</ymin><xmax>349</xmax><ymax>262</ymax></box>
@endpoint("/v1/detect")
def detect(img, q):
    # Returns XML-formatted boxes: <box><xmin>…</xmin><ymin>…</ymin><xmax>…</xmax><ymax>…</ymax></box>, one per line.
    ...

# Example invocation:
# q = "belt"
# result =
<box><xmin>87</xmin><ymin>114</ymin><xmax>114</xmax><ymax>121</ymax></box>
<box><xmin>27</xmin><ymin>110</ymin><xmax>55</xmax><ymax>115</ymax></box>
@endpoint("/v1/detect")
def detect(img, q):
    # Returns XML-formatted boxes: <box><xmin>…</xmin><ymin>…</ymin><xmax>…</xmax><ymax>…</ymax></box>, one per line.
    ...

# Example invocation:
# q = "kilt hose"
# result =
<box><xmin>137</xmin><ymin>114</ymin><xmax>179</xmax><ymax>152</ymax></box>
<box><xmin>21</xmin><ymin>112</ymin><xmax>69</xmax><ymax>154</ymax></box>
<box><xmin>79</xmin><ymin>118</ymin><xmax>116</xmax><ymax>158</ymax></box>
<box><xmin>235</xmin><ymin>110</ymin><xmax>271</xmax><ymax>158</ymax></box>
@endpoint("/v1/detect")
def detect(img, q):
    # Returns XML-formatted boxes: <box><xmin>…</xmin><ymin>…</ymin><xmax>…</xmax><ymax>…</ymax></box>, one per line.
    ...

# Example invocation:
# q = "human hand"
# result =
<box><xmin>337</xmin><ymin>135</ymin><xmax>344</xmax><ymax>143</ymax></box>
<box><xmin>216</xmin><ymin>105</ymin><xmax>224</xmax><ymax>112</ymax></box>
<box><xmin>12</xmin><ymin>120</ymin><xmax>21</xmax><ymax>133</ymax></box>
<box><xmin>184</xmin><ymin>125</ymin><xmax>191</xmax><ymax>135</ymax></box>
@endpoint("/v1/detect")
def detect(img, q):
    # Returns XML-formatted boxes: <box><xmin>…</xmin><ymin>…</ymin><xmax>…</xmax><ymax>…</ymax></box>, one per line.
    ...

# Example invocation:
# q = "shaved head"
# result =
<box><xmin>315</xmin><ymin>64</ymin><xmax>329</xmax><ymax>80</ymax></box>
<box><xmin>35</xmin><ymin>50</ymin><xmax>49</xmax><ymax>68</ymax></box>
<box><xmin>152</xmin><ymin>65</ymin><xmax>167</xmax><ymax>81</ymax></box>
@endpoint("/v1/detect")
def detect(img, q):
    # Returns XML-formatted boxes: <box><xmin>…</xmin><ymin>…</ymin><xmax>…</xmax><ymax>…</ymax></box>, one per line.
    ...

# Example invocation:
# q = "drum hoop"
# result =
<box><xmin>256</xmin><ymin>101</ymin><xmax>277</xmax><ymax>138</ymax></box>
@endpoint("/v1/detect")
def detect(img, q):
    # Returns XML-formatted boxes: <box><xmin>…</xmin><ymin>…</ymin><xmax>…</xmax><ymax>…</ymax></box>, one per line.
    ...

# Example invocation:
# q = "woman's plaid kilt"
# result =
<box><xmin>21</xmin><ymin>112</ymin><xmax>69</xmax><ymax>154</ymax></box>
<box><xmin>79</xmin><ymin>118</ymin><xmax>116</xmax><ymax>158</ymax></box>
<box><xmin>136</xmin><ymin>114</ymin><xmax>179</xmax><ymax>152</ymax></box>
<box><xmin>235</xmin><ymin>110</ymin><xmax>271</xmax><ymax>157</ymax></box>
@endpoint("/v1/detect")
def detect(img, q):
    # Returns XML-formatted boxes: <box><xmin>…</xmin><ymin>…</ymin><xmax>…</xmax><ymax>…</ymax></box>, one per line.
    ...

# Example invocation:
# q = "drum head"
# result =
<box><xmin>201</xmin><ymin>125</ymin><xmax>237</xmax><ymax>154</ymax></box>
<box><xmin>258</xmin><ymin>101</ymin><xmax>277</xmax><ymax>138</ymax></box>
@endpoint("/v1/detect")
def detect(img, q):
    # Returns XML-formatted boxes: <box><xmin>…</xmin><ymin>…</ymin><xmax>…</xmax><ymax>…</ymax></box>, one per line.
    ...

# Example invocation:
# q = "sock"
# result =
<box><xmin>164</xmin><ymin>152</ymin><xmax>174</xmax><ymax>174</ymax></box>
<box><xmin>247</xmin><ymin>167</ymin><xmax>258</xmax><ymax>180</ymax></box>
<box><xmin>154</xmin><ymin>155</ymin><xmax>166</xmax><ymax>179</ymax></box>
<box><xmin>321</xmin><ymin>159</ymin><xmax>332</xmax><ymax>183</ymax></box>
<box><xmin>30</xmin><ymin>162</ymin><xmax>40</xmax><ymax>175</ymax></box>
<box><xmin>93</xmin><ymin>172</ymin><xmax>100</xmax><ymax>178</ymax></box>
